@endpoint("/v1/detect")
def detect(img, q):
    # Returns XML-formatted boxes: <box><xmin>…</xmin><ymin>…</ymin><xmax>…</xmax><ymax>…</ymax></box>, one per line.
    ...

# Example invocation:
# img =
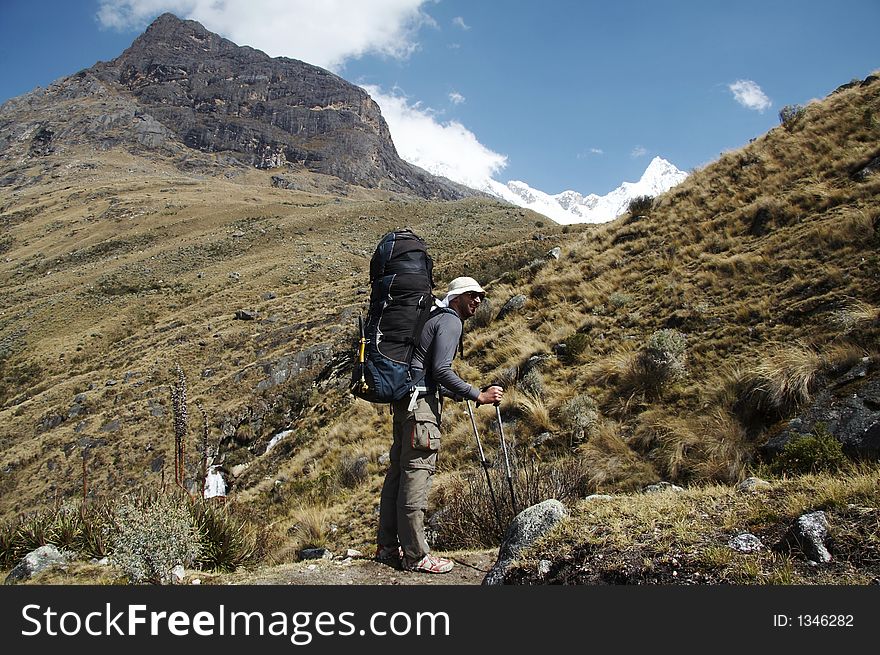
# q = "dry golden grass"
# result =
<box><xmin>508</xmin><ymin>466</ymin><xmax>880</xmax><ymax>584</ymax></box>
<box><xmin>2</xmin><ymin>70</ymin><xmax>879</xmax><ymax>575</ymax></box>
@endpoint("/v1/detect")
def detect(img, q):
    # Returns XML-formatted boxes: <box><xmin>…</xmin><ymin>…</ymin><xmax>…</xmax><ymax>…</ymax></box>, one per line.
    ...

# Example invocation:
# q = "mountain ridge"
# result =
<box><xmin>0</xmin><ymin>13</ymin><xmax>477</xmax><ymax>201</ymax></box>
<box><xmin>484</xmin><ymin>156</ymin><xmax>688</xmax><ymax>224</ymax></box>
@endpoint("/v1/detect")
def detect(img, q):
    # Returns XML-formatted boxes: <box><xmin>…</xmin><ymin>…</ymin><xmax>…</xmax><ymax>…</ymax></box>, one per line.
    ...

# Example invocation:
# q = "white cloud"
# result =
<box><xmin>96</xmin><ymin>0</ymin><xmax>434</xmax><ymax>71</ymax></box>
<box><xmin>362</xmin><ymin>85</ymin><xmax>507</xmax><ymax>189</ymax></box>
<box><xmin>728</xmin><ymin>79</ymin><xmax>772</xmax><ymax>112</ymax></box>
<box><xmin>452</xmin><ymin>16</ymin><xmax>470</xmax><ymax>30</ymax></box>
<box><xmin>631</xmin><ymin>146</ymin><xmax>648</xmax><ymax>158</ymax></box>
<box><xmin>449</xmin><ymin>91</ymin><xmax>465</xmax><ymax>105</ymax></box>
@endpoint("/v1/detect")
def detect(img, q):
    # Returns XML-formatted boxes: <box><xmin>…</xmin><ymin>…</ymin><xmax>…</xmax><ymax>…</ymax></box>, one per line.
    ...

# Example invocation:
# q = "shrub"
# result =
<box><xmin>770</xmin><ymin>423</ymin><xmax>848</xmax><ymax>475</ymax></box>
<box><xmin>778</xmin><ymin>104</ymin><xmax>806</xmax><ymax>129</ymax></box>
<box><xmin>110</xmin><ymin>492</ymin><xmax>200</xmax><ymax>584</ymax></box>
<box><xmin>609</xmin><ymin>292</ymin><xmax>632</xmax><ymax>309</ymax></box>
<box><xmin>558</xmin><ymin>394</ymin><xmax>600</xmax><ymax>445</ymax></box>
<box><xmin>635</xmin><ymin>329</ymin><xmax>687</xmax><ymax>391</ymax></box>
<box><xmin>432</xmin><ymin>453</ymin><xmax>591</xmax><ymax>549</ymax></box>
<box><xmin>627</xmin><ymin>195</ymin><xmax>654</xmax><ymax>216</ymax></box>
<box><xmin>518</xmin><ymin>368</ymin><xmax>545</xmax><ymax>398</ymax></box>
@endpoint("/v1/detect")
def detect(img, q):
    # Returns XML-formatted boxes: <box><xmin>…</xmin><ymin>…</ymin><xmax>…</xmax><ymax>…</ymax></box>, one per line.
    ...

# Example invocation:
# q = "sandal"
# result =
<box><xmin>406</xmin><ymin>553</ymin><xmax>454</xmax><ymax>574</ymax></box>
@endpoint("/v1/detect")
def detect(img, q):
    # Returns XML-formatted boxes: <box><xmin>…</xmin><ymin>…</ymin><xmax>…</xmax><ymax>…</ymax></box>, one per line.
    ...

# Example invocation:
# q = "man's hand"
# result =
<box><xmin>477</xmin><ymin>385</ymin><xmax>504</xmax><ymax>406</ymax></box>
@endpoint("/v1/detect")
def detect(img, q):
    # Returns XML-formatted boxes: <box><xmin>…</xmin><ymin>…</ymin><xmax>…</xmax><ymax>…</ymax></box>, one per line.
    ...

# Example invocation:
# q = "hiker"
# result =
<box><xmin>376</xmin><ymin>276</ymin><xmax>504</xmax><ymax>574</ymax></box>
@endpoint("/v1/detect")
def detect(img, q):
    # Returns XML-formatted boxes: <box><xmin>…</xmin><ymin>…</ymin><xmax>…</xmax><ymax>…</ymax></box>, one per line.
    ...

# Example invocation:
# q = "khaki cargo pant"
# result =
<box><xmin>377</xmin><ymin>391</ymin><xmax>442</xmax><ymax>562</ymax></box>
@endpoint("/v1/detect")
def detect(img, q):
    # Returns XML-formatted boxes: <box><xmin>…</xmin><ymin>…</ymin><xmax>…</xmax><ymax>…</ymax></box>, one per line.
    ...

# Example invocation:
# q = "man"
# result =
<box><xmin>376</xmin><ymin>276</ymin><xmax>504</xmax><ymax>573</ymax></box>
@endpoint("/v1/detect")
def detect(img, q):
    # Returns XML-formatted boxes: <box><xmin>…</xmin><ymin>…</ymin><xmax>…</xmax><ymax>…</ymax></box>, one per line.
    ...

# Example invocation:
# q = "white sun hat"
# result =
<box><xmin>441</xmin><ymin>276</ymin><xmax>486</xmax><ymax>306</ymax></box>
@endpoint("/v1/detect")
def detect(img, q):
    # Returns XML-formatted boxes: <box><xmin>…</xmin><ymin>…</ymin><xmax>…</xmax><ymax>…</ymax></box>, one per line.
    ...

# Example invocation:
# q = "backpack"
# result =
<box><xmin>350</xmin><ymin>229</ymin><xmax>436</xmax><ymax>403</ymax></box>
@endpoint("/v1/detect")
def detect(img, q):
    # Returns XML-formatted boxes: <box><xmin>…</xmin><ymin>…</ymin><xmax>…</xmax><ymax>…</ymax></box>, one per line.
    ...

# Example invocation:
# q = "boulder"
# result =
<box><xmin>762</xmin><ymin>366</ymin><xmax>880</xmax><ymax>459</ymax></box>
<box><xmin>482</xmin><ymin>499</ymin><xmax>568</xmax><ymax>585</ymax></box>
<box><xmin>4</xmin><ymin>545</ymin><xmax>70</xmax><ymax>585</ymax></box>
<box><xmin>775</xmin><ymin>511</ymin><xmax>832</xmax><ymax>564</ymax></box>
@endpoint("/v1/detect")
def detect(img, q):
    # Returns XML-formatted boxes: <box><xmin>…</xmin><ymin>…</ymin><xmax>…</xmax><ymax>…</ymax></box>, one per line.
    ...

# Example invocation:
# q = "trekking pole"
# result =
<box><xmin>466</xmin><ymin>399</ymin><xmax>502</xmax><ymax>533</ymax></box>
<box><xmin>494</xmin><ymin>399</ymin><xmax>518</xmax><ymax>517</ymax></box>
<box><xmin>353</xmin><ymin>314</ymin><xmax>368</xmax><ymax>395</ymax></box>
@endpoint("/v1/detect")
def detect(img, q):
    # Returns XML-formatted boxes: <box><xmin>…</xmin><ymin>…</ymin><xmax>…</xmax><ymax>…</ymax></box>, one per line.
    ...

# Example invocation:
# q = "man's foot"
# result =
<box><xmin>374</xmin><ymin>545</ymin><xmax>403</xmax><ymax>565</ymax></box>
<box><xmin>405</xmin><ymin>553</ymin><xmax>454</xmax><ymax>574</ymax></box>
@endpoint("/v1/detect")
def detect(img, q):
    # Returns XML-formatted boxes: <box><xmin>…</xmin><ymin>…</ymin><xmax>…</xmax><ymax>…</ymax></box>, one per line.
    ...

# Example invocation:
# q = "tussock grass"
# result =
<box><xmin>509</xmin><ymin>466</ymin><xmax>880</xmax><ymax>584</ymax></box>
<box><xmin>286</xmin><ymin>503</ymin><xmax>334</xmax><ymax>553</ymax></box>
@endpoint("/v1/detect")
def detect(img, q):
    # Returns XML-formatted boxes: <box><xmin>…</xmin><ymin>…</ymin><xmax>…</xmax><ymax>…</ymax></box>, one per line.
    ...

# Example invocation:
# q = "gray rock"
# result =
<box><xmin>762</xmin><ymin>364</ymin><xmax>880</xmax><ymax>459</ymax></box>
<box><xmin>483</xmin><ymin>499</ymin><xmax>568</xmax><ymax>585</ymax></box>
<box><xmin>531</xmin><ymin>432</ymin><xmax>553</xmax><ymax>447</ymax></box>
<box><xmin>4</xmin><ymin>545</ymin><xmax>69</xmax><ymax>584</ymax></box>
<box><xmin>234</xmin><ymin>309</ymin><xmax>257</xmax><ymax>321</ymax></box>
<box><xmin>776</xmin><ymin>511</ymin><xmax>832</xmax><ymax>564</ymax></box>
<box><xmin>728</xmin><ymin>533</ymin><xmax>764</xmax><ymax>553</ymax></box>
<box><xmin>853</xmin><ymin>155</ymin><xmax>880</xmax><ymax>181</ymax></box>
<box><xmin>496</xmin><ymin>295</ymin><xmax>527</xmax><ymax>321</ymax></box>
<box><xmin>644</xmin><ymin>482</ymin><xmax>685</xmax><ymax>494</ymax></box>
<box><xmin>547</xmin><ymin>247</ymin><xmax>561</xmax><ymax>260</ymax></box>
<box><xmin>299</xmin><ymin>548</ymin><xmax>333</xmax><ymax>561</ymax></box>
<box><xmin>735</xmin><ymin>477</ymin><xmax>771</xmax><ymax>492</ymax></box>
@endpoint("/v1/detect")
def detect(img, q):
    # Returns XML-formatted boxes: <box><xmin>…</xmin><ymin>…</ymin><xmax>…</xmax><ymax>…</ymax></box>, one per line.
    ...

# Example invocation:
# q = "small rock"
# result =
<box><xmin>728</xmin><ymin>533</ymin><xmax>764</xmax><ymax>553</ymax></box>
<box><xmin>644</xmin><ymin>482</ymin><xmax>684</xmax><ymax>494</ymax></box>
<box><xmin>300</xmin><ymin>547</ymin><xmax>333</xmax><ymax>561</ymax></box>
<box><xmin>735</xmin><ymin>477</ymin><xmax>771</xmax><ymax>492</ymax></box>
<box><xmin>234</xmin><ymin>309</ymin><xmax>258</xmax><ymax>321</ymax></box>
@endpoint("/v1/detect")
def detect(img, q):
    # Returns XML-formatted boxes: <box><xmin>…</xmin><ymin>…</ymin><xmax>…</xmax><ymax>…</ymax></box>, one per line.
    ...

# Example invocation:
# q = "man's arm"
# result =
<box><xmin>429</xmin><ymin>313</ymin><xmax>504</xmax><ymax>406</ymax></box>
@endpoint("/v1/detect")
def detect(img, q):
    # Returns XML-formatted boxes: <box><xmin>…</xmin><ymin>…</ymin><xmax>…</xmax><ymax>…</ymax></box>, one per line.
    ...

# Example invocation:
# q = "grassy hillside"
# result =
<box><xmin>0</xmin><ymin>145</ymin><xmax>562</xmax><ymax>516</ymax></box>
<box><xmin>1</xmin><ymin>72</ymin><xmax>878</xmax><ymax>583</ymax></box>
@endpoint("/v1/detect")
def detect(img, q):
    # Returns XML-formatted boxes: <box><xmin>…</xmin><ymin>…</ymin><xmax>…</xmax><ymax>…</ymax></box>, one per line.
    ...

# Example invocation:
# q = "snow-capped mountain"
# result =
<box><xmin>484</xmin><ymin>156</ymin><xmax>688</xmax><ymax>224</ymax></box>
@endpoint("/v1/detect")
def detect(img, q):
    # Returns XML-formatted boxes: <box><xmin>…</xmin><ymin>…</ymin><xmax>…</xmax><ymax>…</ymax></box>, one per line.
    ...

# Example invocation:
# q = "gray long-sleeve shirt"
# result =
<box><xmin>411</xmin><ymin>308</ymin><xmax>479</xmax><ymax>401</ymax></box>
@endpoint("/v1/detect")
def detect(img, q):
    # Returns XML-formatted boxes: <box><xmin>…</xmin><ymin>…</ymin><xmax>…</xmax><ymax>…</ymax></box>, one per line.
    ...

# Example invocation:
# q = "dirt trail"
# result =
<box><xmin>215</xmin><ymin>550</ymin><xmax>498</xmax><ymax>586</ymax></box>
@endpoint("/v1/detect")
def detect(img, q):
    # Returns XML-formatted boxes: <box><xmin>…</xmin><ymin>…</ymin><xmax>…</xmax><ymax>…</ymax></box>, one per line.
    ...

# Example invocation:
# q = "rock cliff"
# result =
<box><xmin>1</xmin><ymin>13</ymin><xmax>475</xmax><ymax>199</ymax></box>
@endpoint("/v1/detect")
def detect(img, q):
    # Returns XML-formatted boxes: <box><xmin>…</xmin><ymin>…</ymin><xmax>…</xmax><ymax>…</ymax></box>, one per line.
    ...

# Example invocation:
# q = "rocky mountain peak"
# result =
<box><xmin>1</xmin><ymin>13</ymin><xmax>474</xmax><ymax>199</ymax></box>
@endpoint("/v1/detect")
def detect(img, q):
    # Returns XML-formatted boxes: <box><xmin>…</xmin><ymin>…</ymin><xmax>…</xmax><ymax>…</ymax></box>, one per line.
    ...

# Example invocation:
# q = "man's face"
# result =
<box><xmin>454</xmin><ymin>291</ymin><xmax>484</xmax><ymax>320</ymax></box>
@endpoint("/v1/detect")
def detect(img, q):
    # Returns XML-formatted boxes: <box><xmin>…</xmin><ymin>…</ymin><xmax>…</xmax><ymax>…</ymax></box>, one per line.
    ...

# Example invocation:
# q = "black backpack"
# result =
<box><xmin>350</xmin><ymin>229</ymin><xmax>436</xmax><ymax>403</ymax></box>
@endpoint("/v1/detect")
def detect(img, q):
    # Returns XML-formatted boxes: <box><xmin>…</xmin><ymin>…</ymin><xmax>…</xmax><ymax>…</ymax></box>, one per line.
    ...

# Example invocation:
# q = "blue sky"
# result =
<box><xmin>1</xmin><ymin>1</ymin><xmax>878</xmax><ymax>195</ymax></box>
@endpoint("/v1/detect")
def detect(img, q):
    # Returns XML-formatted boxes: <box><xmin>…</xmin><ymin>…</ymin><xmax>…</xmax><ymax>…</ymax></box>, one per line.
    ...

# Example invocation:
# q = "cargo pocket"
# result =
<box><xmin>410</xmin><ymin>404</ymin><xmax>441</xmax><ymax>452</ymax></box>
